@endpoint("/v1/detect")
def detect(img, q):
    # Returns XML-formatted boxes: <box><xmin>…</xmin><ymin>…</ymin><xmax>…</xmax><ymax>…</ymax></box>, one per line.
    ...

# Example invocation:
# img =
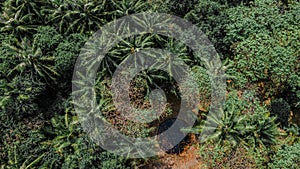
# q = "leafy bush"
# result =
<box><xmin>0</xmin><ymin>0</ymin><xmax>299</xmax><ymax>168</ymax></box>
<box><xmin>225</xmin><ymin>0</ymin><xmax>300</xmax><ymax>107</ymax></box>
<box><xmin>271</xmin><ymin>98</ymin><xmax>291</xmax><ymax>127</ymax></box>
<box><xmin>199</xmin><ymin>144</ymin><xmax>258</xmax><ymax>169</ymax></box>
<box><xmin>0</xmin><ymin>125</ymin><xmax>46</xmax><ymax>168</ymax></box>
<box><xmin>54</xmin><ymin>33</ymin><xmax>87</xmax><ymax>79</ymax></box>
<box><xmin>0</xmin><ymin>102</ymin><xmax>129</xmax><ymax>169</ymax></box>
<box><xmin>184</xmin><ymin>0</ymin><xmax>230</xmax><ymax>57</ymax></box>
<box><xmin>0</xmin><ymin>36</ymin><xmax>58</xmax><ymax>81</ymax></box>
<box><xmin>40</xmin><ymin>113</ymin><xmax>128</xmax><ymax>169</ymax></box>
<box><xmin>45</xmin><ymin>0</ymin><xmax>112</xmax><ymax>35</ymax></box>
<box><xmin>283</xmin><ymin>124</ymin><xmax>300</xmax><ymax>144</ymax></box>
<box><xmin>268</xmin><ymin>143</ymin><xmax>300</xmax><ymax>169</ymax></box>
<box><xmin>111</xmin><ymin>0</ymin><xmax>151</xmax><ymax>17</ymax></box>
<box><xmin>228</xmin><ymin>33</ymin><xmax>299</xmax><ymax>92</ymax></box>
<box><xmin>33</xmin><ymin>26</ymin><xmax>63</xmax><ymax>55</ymax></box>
<box><xmin>1</xmin><ymin>74</ymin><xmax>45</xmax><ymax>118</ymax></box>
<box><xmin>162</xmin><ymin>0</ymin><xmax>198</xmax><ymax>17</ymax></box>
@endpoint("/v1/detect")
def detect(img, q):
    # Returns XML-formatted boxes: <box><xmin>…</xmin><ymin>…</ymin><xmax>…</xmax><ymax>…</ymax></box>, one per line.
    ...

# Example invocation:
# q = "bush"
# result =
<box><xmin>0</xmin><ymin>0</ymin><xmax>49</xmax><ymax>37</ymax></box>
<box><xmin>0</xmin><ymin>0</ymin><xmax>299</xmax><ymax>168</ymax></box>
<box><xmin>225</xmin><ymin>0</ymin><xmax>300</xmax><ymax>93</ymax></box>
<box><xmin>271</xmin><ymin>98</ymin><xmax>291</xmax><ymax>127</ymax></box>
<box><xmin>269</xmin><ymin>143</ymin><xmax>300</xmax><ymax>169</ymax></box>
<box><xmin>0</xmin><ymin>74</ymin><xmax>45</xmax><ymax>119</ymax></box>
<box><xmin>184</xmin><ymin>0</ymin><xmax>230</xmax><ymax>57</ymax></box>
<box><xmin>199</xmin><ymin>144</ymin><xmax>258</xmax><ymax>169</ymax></box>
<box><xmin>33</xmin><ymin>26</ymin><xmax>63</xmax><ymax>55</ymax></box>
<box><xmin>54</xmin><ymin>34</ymin><xmax>87</xmax><ymax>76</ymax></box>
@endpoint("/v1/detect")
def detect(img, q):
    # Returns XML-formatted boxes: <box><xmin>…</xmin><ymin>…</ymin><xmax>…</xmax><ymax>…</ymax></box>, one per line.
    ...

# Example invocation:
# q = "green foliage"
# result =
<box><xmin>111</xmin><ymin>0</ymin><xmax>151</xmax><ymax>17</ymax></box>
<box><xmin>33</xmin><ymin>26</ymin><xmax>63</xmax><ymax>54</ymax></box>
<box><xmin>1</xmin><ymin>125</ymin><xmax>47</xmax><ymax>168</ymax></box>
<box><xmin>225</xmin><ymin>0</ymin><xmax>279</xmax><ymax>43</ymax></box>
<box><xmin>0</xmin><ymin>36</ymin><xmax>58</xmax><ymax>81</ymax></box>
<box><xmin>0</xmin><ymin>0</ymin><xmax>49</xmax><ymax>37</ymax></box>
<box><xmin>0</xmin><ymin>35</ymin><xmax>48</xmax><ymax>118</ymax></box>
<box><xmin>184</xmin><ymin>0</ymin><xmax>230</xmax><ymax>57</ymax></box>
<box><xmin>0</xmin><ymin>74</ymin><xmax>45</xmax><ymax>119</ymax></box>
<box><xmin>225</xmin><ymin>0</ymin><xmax>300</xmax><ymax>109</ymax></box>
<box><xmin>283</xmin><ymin>124</ymin><xmax>300</xmax><ymax>144</ymax></box>
<box><xmin>183</xmin><ymin>65</ymin><xmax>211</xmax><ymax>107</ymax></box>
<box><xmin>0</xmin><ymin>0</ymin><xmax>299</xmax><ymax>168</ymax></box>
<box><xmin>54</xmin><ymin>33</ymin><xmax>87</xmax><ymax>78</ymax></box>
<box><xmin>199</xmin><ymin>144</ymin><xmax>258</xmax><ymax>169</ymax></box>
<box><xmin>268</xmin><ymin>143</ymin><xmax>300</xmax><ymax>169</ymax></box>
<box><xmin>271</xmin><ymin>98</ymin><xmax>291</xmax><ymax>127</ymax></box>
<box><xmin>196</xmin><ymin>90</ymin><xmax>279</xmax><ymax>148</ymax></box>
<box><xmin>228</xmin><ymin>33</ymin><xmax>299</xmax><ymax>91</ymax></box>
<box><xmin>161</xmin><ymin>0</ymin><xmax>198</xmax><ymax>17</ymax></box>
<box><xmin>0</xmin><ymin>103</ymin><xmax>128</xmax><ymax>168</ymax></box>
<box><xmin>105</xmin><ymin>34</ymin><xmax>155</xmax><ymax>75</ymax></box>
<box><xmin>45</xmin><ymin>0</ymin><xmax>111</xmax><ymax>35</ymax></box>
<box><xmin>39</xmin><ymin>108</ymin><xmax>129</xmax><ymax>169</ymax></box>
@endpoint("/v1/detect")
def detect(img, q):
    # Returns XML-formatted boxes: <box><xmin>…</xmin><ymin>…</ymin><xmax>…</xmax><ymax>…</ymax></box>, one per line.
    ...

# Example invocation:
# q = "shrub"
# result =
<box><xmin>33</xmin><ymin>26</ymin><xmax>63</xmax><ymax>55</ymax></box>
<box><xmin>54</xmin><ymin>33</ymin><xmax>87</xmax><ymax>80</ymax></box>
<box><xmin>184</xmin><ymin>0</ymin><xmax>230</xmax><ymax>57</ymax></box>
<box><xmin>162</xmin><ymin>0</ymin><xmax>198</xmax><ymax>17</ymax></box>
<box><xmin>199</xmin><ymin>144</ymin><xmax>258</xmax><ymax>169</ymax></box>
<box><xmin>45</xmin><ymin>0</ymin><xmax>111</xmax><ymax>35</ymax></box>
<box><xmin>0</xmin><ymin>74</ymin><xmax>45</xmax><ymax>119</ymax></box>
<box><xmin>271</xmin><ymin>98</ymin><xmax>291</xmax><ymax>127</ymax></box>
<box><xmin>0</xmin><ymin>36</ymin><xmax>58</xmax><ymax>81</ymax></box>
<box><xmin>111</xmin><ymin>0</ymin><xmax>151</xmax><ymax>17</ymax></box>
<box><xmin>268</xmin><ymin>143</ymin><xmax>300</xmax><ymax>169</ymax></box>
<box><xmin>225</xmin><ymin>0</ymin><xmax>300</xmax><ymax>94</ymax></box>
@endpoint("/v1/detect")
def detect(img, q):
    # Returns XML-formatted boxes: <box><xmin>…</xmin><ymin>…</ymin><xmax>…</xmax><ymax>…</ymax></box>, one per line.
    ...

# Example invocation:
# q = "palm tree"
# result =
<box><xmin>5</xmin><ymin>37</ymin><xmax>58</xmax><ymax>82</ymax></box>
<box><xmin>111</xmin><ymin>0</ymin><xmax>150</xmax><ymax>17</ymax></box>
<box><xmin>46</xmin><ymin>0</ymin><xmax>111</xmax><ymax>35</ymax></box>
<box><xmin>0</xmin><ymin>0</ymin><xmax>49</xmax><ymax>37</ymax></box>
<box><xmin>199</xmin><ymin>91</ymin><xmax>278</xmax><ymax>148</ymax></box>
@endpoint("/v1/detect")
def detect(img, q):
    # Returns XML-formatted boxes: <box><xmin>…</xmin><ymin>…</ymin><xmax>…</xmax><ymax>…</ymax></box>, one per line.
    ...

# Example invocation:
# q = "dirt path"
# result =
<box><xmin>142</xmin><ymin>135</ymin><xmax>202</xmax><ymax>169</ymax></box>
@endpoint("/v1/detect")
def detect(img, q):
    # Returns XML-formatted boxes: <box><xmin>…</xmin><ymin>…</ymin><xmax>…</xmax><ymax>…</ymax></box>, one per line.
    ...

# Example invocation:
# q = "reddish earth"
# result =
<box><xmin>142</xmin><ymin>135</ymin><xmax>202</xmax><ymax>169</ymax></box>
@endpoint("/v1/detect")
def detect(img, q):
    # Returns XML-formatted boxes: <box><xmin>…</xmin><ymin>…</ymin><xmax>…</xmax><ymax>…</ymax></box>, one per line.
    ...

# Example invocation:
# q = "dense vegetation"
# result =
<box><xmin>0</xmin><ymin>0</ymin><xmax>299</xmax><ymax>168</ymax></box>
